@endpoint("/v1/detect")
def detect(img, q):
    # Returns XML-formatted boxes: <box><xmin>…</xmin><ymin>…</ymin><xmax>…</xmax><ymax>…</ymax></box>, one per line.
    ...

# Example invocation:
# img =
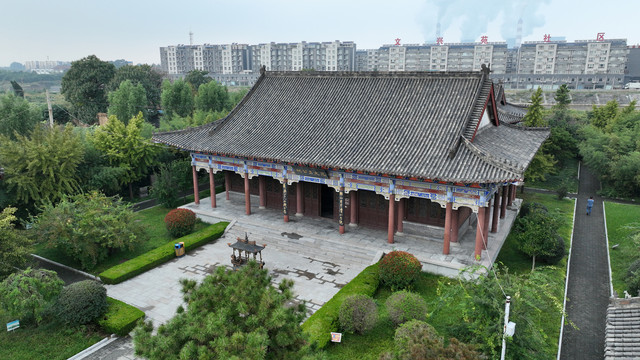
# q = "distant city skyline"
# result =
<box><xmin>2</xmin><ymin>0</ymin><xmax>639</xmax><ymax>67</ymax></box>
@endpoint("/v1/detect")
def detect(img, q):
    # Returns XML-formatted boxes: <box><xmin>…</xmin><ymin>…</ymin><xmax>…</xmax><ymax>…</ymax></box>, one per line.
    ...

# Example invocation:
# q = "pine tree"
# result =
<box><xmin>522</xmin><ymin>87</ymin><xmax>547</xmax><ymax>127</ymax></box>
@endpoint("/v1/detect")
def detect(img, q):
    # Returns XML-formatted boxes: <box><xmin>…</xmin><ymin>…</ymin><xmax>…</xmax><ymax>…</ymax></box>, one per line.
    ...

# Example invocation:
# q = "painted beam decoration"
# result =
<box><xmin>190</xmin><ymin>153</ymin><xmax>493</xmax><ymax>211</ymax></box>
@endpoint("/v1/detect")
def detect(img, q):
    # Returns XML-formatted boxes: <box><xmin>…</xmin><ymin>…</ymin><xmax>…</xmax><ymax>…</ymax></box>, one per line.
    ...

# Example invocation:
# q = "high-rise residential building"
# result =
<box><xmin>161</xmin><ymin>37</ymin><xmax>631</xmax><ymax>89</ymax></box>
<box><xmin>160</xmin><ymin>40</ymin><xmax>356</xmax><ymax>76</ymax></box>
<box><xmin>355</xmin><ymin>38</ymin><xmax>629</xmax><ymax>90</ymax></box>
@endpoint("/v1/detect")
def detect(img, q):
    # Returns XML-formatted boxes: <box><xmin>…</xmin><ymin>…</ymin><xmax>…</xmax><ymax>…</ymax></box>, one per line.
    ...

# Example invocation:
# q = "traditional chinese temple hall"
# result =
<box><xmin>154</xmin><ymin>68</ymin><xmax>547</xmax><ymax>275</ymax></box>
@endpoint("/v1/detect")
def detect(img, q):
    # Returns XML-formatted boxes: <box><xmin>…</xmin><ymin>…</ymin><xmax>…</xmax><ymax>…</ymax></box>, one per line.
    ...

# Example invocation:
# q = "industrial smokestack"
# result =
<box><xmin>515</xmin><ymin>18</ymin><xmax>523</xmax><ymax>48</ymax></box>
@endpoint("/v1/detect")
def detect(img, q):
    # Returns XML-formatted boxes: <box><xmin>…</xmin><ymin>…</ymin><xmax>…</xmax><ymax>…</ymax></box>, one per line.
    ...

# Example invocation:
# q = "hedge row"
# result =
<box><xmin>301</xmin><ymin>263</ymin><xmax>380</xmax><ymax>349</ymax></box>
<box><xmin>99</xmin><ymin>222</ymin><xmax>229</xmax><ymax>284</ymax></box>
<box><xmin>99</xmin><ymin>297</ymin><xmax>145</xmax><ymax>336</ymax></box>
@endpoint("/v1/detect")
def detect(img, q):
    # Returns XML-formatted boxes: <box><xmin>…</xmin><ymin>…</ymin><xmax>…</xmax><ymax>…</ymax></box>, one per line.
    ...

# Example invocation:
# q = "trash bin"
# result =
<box><xmin>174</xmin><ymin>242</ymin><xmax>185</xmax><ymax>257</ymax></box>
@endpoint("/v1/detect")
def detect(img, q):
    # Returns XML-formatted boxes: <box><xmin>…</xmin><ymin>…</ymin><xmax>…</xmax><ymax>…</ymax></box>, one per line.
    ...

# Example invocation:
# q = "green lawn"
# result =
<box><xmin>0</xmin><ymin>310</ymin><xmax>103</xmax><ymax>360</ymax></box>
<box><xmin>605</xmin><ymin>202</ymin><xmax>640</xmax><ymax>296</ymax></box>
<box><xmin>528</xmin><ymin>157</ymin><xmax>579</xmax><ymax>193</ymax></box>
<box><xmin>33</xmin><ymin>206</ymin><xmax>208</xmax><ymax>275</ymax></box>
<box><xmin>325</xmin><ymin>192</ymin><xmax>575</xmax><ymax>359</ymax></box>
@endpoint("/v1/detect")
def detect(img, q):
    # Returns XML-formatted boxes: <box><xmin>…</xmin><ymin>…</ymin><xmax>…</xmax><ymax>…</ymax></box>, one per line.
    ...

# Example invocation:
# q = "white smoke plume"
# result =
<box><xmin>421</xmin><ymin>0</ymin><xmax>551</xmax><ymax>43</ymax></box>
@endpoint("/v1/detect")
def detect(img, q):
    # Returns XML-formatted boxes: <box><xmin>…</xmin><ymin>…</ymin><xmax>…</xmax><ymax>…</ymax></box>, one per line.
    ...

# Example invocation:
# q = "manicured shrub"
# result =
<box><xmin>519</xmin><ymin>201</ymin><xmax>548</xmax><ymax>218</ymax></box>
<box><xmin>379</xmin><ymin>251</ymin><xmax>422</xmax><ymax>291</ymax></box>
<box><xmin>538</xmin><ymin>234</ymin><xmax>566</xmax><ymax>265</ymax></box>
<box><xmin>99</xmin><ymin>222</ymin><xmax>228</xmax><ymax>284</ymax></box>
<box><xmin>385</xmin><ymin>290</ymin><xmax>427</xmax><ymax>327</ymax></box>
<box><xmin>394</xmin><ymin>320</ymin><xmax>442</xmax><ymax>360</ymax></box>
<box><xmin>338</xmin><ymin>294</ymin><xmax>378</xmax><ymax>334</ymax></box>
<box><xmin>164</xmin><ymin>208</ymin><xmax>197</xmax><ymax>238</ymax></box>
<box><xmin>0</xmin><ymin>268</ymin><xmax>64</xmax><ymax>325</ymax></box>
<box><xmin>302</xmin><ymin>263</ymin><xmax>379</xmax><ymax>349</ymax></box>
<box><xmin>53</xmin><ymin>280</ymin><xmax>108</xmax><ymax>325</ymax></box>
<box><xmin>99</xmin><ymin>297</ymin><xmax>145</xmax><ymax>336</ymax></box>
<box><xmin>626</xmin><ymin>259</ymin><xmax>640</xmax><ymax>296</ymax></box>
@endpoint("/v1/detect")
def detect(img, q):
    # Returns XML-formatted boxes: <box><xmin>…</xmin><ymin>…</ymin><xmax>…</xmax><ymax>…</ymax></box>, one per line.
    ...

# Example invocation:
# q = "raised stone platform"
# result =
<box><xmin>181</xmin><ymin>191</ymin><xmax>521</xmax><ymax>278</ymax></box>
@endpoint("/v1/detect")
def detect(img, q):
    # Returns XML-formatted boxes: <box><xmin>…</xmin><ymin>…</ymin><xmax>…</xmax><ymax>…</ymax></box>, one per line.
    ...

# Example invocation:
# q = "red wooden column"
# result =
<box><xmin>387</xmin><ymin>195</ymin><xmax>395</xmax><ymax>244</ymax></box>
<box><xmin>474</xmin><ymin>207</ymin><xmax>486</xmax><ymax>260</ymax></box>
<box><xmin>296</xmin><ymin>182</ymin><xmax>304</xmax><ymax>216</ymax></box>
<box><xmin>244</xmin><ymin>173</ymin><xmax>251</xmax><ymax>215</ymax></box>
<box><xmin>483</xmin><ymin>204</ymin><xmax>491</xmax><ymax>249</ymax></box>
<box><xmin>258</xmin><ymin>176</ymin><xmax>266</xmax><ymax>209</ymax></box>
<box><xmin>491</xmin><ymin>191</ymin><xmax>500</xmax><ymax>233</ymax></box>
<box><xmin>283</xmin><ymin>182</ymin><xmax>289</xmax><ymax>222</ymax></box>
<box><xmin>209</xmin><ymin>169</ymin><xmax>216</xmax><ymax>208</ymax></box>
<box><xmin>507</xmin><ymin>185</ymin><xmax>516</xmax><ymax>206</ymax></box>
<box><xmin>512</xmin><ymin>184</ymin><xmax>517</xmax><ymax>202</ymax></box>
<box><xmin>451</xmin><ymin>209</ymin><xmax>459</xmax><ymax>243</ymax></box>
<box><xmin>396</xmin><ymin>198</ymin><xmax>405</xmax><ymax>233</ymax></box>
<box><xmin>192</xmin><ymin>165</ymin><xmax>200</xmax><ymax>205</ymax></box>
<box><xmin>349</xmin><ymin>191</ymin><xmax>358</xmax><ymax>226</ymax></box>
<box><xmin>225</xmin><ymin>172</ymin><xmax>231</xmax><ymax>201</ymax></box>
<box><xmin>443</xmin><ymin>202</ymin><xmax>452</xmax><ymax>255</ymax></box>
<box><xmin>338</xmin><ymin>187</ymin><xmax>345</xmax><ymax>234</ymax></box>
<box><xmin>500</xmin><ymin>185</ymin><xmax>508</xmax><ymax>218</ymax></box>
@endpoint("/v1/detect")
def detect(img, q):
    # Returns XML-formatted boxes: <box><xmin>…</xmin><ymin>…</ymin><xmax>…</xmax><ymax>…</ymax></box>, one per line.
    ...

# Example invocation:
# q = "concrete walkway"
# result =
<box><xmin>560</xmin><ymin>165</ymin><xmax>610</xmax><ymax>359</ymax></box>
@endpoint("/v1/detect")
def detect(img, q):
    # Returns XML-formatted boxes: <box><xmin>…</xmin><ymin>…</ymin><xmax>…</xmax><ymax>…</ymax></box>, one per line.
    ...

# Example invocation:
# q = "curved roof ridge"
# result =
<box><xmin>498</xmin><ymin>121</ymin><xmax>550</xmax><ymax>132</ymax></box>
<box><xmin>265</xmin><ymin>70</ymin><xmax>483</xmax><ymax>79</ymax></box>
<box><xmin>461</xmin><ymin>136</ymin><xmax>524</xmax><ymax>175</ymax></box>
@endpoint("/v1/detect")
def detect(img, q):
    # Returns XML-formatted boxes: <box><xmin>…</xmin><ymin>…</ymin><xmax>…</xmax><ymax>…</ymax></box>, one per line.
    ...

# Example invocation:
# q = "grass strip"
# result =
<box><xmin>99</xmin><ymin>222</ymin><xmax>228</xmax><ymax>284</ymax></box>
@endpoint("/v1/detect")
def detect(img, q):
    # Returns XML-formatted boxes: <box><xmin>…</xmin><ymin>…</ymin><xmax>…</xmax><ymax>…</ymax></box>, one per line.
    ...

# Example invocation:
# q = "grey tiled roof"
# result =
<box><xmin>606</xmin><ymin>298</ymin><xmax>640</xmax><ymax>359</ymax></box>
<box><xmin>153</xmin><ymin>71</ymin><xmax>549</xmax><ymax>183</ymax></box>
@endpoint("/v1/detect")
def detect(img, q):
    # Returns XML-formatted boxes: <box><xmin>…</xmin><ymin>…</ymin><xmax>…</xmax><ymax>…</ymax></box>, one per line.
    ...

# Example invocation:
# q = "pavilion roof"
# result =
<box><xmin>153</xmin><ymin>71</ymin><xmax>549</xmax><ymax>184</ymax></box>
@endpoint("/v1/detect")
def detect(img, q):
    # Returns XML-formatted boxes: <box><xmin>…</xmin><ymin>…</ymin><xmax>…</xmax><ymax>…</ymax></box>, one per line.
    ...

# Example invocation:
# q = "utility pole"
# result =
<box><xmin>45</xmin><ymin>90</ymin><xmax>54</xmax><ymax>128</ymax></box>
<box><xmin>501</xmin><ymin>296</ymin><xmax>511</xmax><ymax>360</ymax></box>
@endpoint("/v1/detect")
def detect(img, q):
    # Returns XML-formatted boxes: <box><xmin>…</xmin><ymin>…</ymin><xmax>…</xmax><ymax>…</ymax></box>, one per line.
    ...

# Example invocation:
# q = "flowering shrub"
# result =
<box><xmin>164</xmin><ymin>208</ymin><xmax>197</xmax><ymax>238</ymax></box>
<box><xmin>379</xmin><ymin>251</ymin><xmax>422</xmax><ymax>291</ymax></box>
<box><xmin>385</xmin><ymin>290</ymin><xmax>427</xmax><ymax>326</ymax></box>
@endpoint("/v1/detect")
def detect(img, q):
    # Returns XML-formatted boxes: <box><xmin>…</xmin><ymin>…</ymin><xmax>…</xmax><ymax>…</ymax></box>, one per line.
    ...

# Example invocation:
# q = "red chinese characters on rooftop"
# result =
<box><xmin>394</xmin><ymin>38</ymin><xmax>401</xmax><ymax>45</ymax></box>
<box><xmin>436</xmin><ymin>37</ymin><xmax>443</xmax><ymax>45</ymax></box>
<box><xmin>480</xmin><ymin>36</ymin><xmax>488</xmax><ymax>44</ymax></box>
<box><xmin>543</xmin><ymin>34</ymin><xmax>551</xmax><ymax>42</ymax></box>
<box><xmin>597</xmin><ymin>32</ymin><xmax>605</xmax><ymax>41</ymax></box>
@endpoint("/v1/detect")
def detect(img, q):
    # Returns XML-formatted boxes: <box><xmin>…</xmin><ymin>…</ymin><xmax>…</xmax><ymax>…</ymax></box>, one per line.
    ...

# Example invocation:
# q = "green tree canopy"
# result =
<box><xmin>0</xmin><ymin>207</ymin><xmax>32</xmax><ymax>280</ymax></box>
<box><xmin>522</xmin><ymin>88</ymin><xmax>547</xmax><ymax>127</ymax></box>
<box><xmin>161</xmin><ymin>79</ymin><xmax>194</xmax><ymax>118</ymax></box>
<box><xmin>61</xmin><ymin>55</ymin><xmax>116</xmax><ymax>124</ymax></box>
<box><xmin>0</xmin><ymin>93</ymin><xmax>41</xmax><ymax>139</ymax></box>
<box><xmin>108</xmin><ymin>64</ymin><xmax>163</xmax><ymax>112</ymax></box>
<box><xmin>184</xmin><ymin>69</ymin><xmax>213</xmax><ymax>91</ymax></box>
<box><xmin>513</xmin><ymin>205</ymin><xmax>560</xmax><ymax>270</ymax></box>
<box><xmin>590</xmin><ymin>100</ymin><xmax>619</xmax><ymax>130</ymax></box>
<box><xmin>92</xmin><ymin>113</ymin><xmax>158</xmax><ymax>199</ymax></box>
<box><xmin>0</xmin><ymin>268</ymin><xmax>64</xmax><ymax>325</ymax></box>
<box><xmin>133</xmin><ymin>261</ymin><xmax>308</xmax><ymax>360</ymax></box>
<box><xmin>0</xmin><ymin>125</ymin><xmax>83</xmax><ymax>208</ymax></box>
<box><xmin>438</xmin><ymin>266</ymin><xmax>564</xmax><ymax>359</ymax></box>
<box><xmin>553</xmin><ymin>84</ymin><xmax>571</xmax><ymax>108</ymax></box>
<box><xmin>108</xmin><ymin>80</ymin><xmax>148</xmax><ymax>123</ymax></box>
<box><xmin>195</xmin><ymin>81</ymin><xmax>229</xmax><ymax>113</ymax></box>
<box><xmin>32</xmin><ymin>191</ymin><xmax>146</xmax><ymax>270</ymax></box>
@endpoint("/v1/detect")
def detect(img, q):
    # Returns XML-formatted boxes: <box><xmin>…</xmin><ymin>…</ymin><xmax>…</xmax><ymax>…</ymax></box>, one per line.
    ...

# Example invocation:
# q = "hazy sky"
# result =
<box><xmin>2</xmin><ymin>0</ymin><xmax>638</xmax><ymax>66</ymax></box>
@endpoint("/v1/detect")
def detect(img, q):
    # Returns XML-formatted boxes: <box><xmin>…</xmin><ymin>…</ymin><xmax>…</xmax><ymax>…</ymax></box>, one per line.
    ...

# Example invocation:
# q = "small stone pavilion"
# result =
<box><xmin>153</xmin><ymin>67</ymin><xmax>548</xmax><ymax>261</ymax></box>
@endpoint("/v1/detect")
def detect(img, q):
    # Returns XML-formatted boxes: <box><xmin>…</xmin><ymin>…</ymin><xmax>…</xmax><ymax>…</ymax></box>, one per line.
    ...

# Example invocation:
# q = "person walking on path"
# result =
<box><xmin>587</xmin><ymin>196</ymin><xmax>595</xmax><ymax>215</ymax></box>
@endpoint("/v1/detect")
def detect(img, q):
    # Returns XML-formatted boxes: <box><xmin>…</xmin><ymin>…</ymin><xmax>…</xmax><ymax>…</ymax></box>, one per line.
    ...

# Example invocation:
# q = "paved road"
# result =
<box><xmin>560</xmin><ymin>165</ymin><xmax>610</xmax><ymax>359</ymax></box>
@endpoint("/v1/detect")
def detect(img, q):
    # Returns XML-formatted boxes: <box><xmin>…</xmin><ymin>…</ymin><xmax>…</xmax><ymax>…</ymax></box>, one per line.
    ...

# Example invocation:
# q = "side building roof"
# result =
<box><xmin>154</xmin><ymin>71</ymin><xmax>548</xmax><ymax>184</ymax></box>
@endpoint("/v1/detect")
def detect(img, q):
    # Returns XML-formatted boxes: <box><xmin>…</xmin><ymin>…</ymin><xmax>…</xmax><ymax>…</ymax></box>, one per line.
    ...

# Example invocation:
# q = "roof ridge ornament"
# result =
<box><xmin>260</xmin><ymin>65</ymin><xmax>266</xmax><ymax>76</ymax></box>
<box><xmin>462</xmin><ymin>137</ymin><xmax>524</xmax><ymax>175</ymax></box>
<box><xmin>481</xmin><ymin>63</ymin><xmax>492</xmax><ymax>75</ymax></box>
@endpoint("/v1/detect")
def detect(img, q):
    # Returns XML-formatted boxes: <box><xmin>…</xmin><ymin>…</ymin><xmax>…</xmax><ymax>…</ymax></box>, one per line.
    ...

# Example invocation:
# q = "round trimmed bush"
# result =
<box><xmin>379</xmin><ymin>251</ymin><xmax>422</xmax><ymax>291</ymax></box>
<box><xmin>519</xmin><ymin>202</ymin><xmax>548</xmax><ymax>218</ymax></box>
<box><xmin>385</xmin><ymin>290</ymin><xmax>427</xmax><ymax>327</ymax></box>
<box><xmin>538</xmin><ymin>234</ymin><xmax>566</xmax><ymax>265</ymax></box>
<box><xmin>625</xmin><ymin>259</ymin><xmax>640</xmax><ymax>297</ymax></box>
<box><xmin>339</xmin><ymin>294</ymin><xmax>378</xmax><ymax>334</ymax></box>
<box><xmin>164</xmin><ymin>208</ymin><xmax>197</xmax><ymax>238</ymax></box>
<box><xmin>394</xmin><ymin>320</ymin><xmax>442</xmax><ymax>360</ymax></box>
<box><xmin>53</xmin><ymin>280</ymin><xmax>108</xmax><ymax>325</ymax></box>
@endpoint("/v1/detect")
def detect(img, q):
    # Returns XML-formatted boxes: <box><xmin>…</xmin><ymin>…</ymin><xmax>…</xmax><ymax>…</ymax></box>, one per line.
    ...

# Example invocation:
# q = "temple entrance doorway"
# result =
<box><xmin>320</xmin><ymin>184</ymin><xmax>334</xmax><ymax>218</ymax></box>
